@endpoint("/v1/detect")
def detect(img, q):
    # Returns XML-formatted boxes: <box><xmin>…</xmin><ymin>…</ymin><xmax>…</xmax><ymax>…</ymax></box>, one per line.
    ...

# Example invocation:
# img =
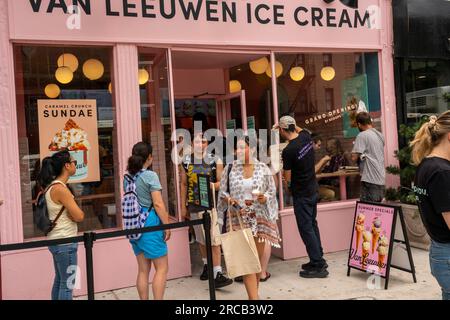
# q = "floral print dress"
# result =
<box><xmin>218</xmin><ymin>159</ymin><xmax>281</xmax><ymax>248</ymax></box>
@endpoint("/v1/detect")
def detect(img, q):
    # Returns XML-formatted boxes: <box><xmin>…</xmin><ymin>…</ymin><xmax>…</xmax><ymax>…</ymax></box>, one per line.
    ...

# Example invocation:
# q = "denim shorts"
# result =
<box><xmin>130</xmin><ymin>208</ymin><xmax>168</xmax><ymax>260</ymax></box>
<box><xmin>429</xmin><ymin>240</ymin><xmax>450</xmax><ymax>300</ymax></box>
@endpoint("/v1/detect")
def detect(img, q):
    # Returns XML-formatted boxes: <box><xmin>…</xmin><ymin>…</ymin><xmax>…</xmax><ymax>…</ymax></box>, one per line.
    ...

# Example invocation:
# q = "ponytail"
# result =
<box><xmin>38</xmin><ymin>150</ymin><xmax>71</xmax><ymax>188</ymax></box>
<box><xmin>411</xmin><ymin>111</ymin><xmax>450</xmax><ymax>166</ymax></box>
<box><xmin>127</xmin><ymin>155</ymin><xmax>145</xmax><ymax>176</ymax></box>
<box><xmin>127</xmin><ymin>142</ymin><xmax>152</xmax><ymax>175</ymax></box>
<box><xmin>39</xmin><ymin>157</ymin><xmax>55</xmax><ymax>188</ymax></box>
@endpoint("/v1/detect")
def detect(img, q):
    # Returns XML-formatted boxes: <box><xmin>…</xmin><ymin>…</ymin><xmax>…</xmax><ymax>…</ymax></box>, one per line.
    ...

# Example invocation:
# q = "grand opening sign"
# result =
<box><xmin>9</xmin><ymin>0</ymin><xmax>384</xmax><ymax>47</ymax></box>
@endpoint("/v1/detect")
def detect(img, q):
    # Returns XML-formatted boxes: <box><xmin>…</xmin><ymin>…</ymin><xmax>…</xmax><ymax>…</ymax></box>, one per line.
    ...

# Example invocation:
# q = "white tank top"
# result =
<box><xmin>45</xmin><ymin>180</ymin><xmax>78</xmax><ymax>239</ymax></box>
<box><xmin>242</xmin><ymin>177</ymin><xmax>253</xmax><ymax>201</ymax></box>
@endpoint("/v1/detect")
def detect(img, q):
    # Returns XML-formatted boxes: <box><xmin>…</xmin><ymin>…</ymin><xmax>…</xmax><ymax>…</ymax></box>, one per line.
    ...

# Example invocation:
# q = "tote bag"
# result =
<box><xmin>199</xmin><ymin>183</ymin><xmax>222</xmax><ymax>246</ymax></box>
<box><xmin>220</xmin><ymin>206</ymin><xmax>261</xmax><ymax>278</ymax></box>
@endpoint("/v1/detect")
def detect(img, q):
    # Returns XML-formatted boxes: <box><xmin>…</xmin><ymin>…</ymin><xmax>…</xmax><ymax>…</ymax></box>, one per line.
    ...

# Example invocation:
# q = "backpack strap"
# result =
<box><xmin>43</xmin><ymin>182</ymin><xmax>67</xmax><ymax>235</ymax></box>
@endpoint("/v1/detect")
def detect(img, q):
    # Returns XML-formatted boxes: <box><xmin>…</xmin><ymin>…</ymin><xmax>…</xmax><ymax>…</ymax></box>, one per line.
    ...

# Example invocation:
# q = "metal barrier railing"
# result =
<box><xmin>0</xmin><ymin>211</ymin><xmax>216</xmax><ymax>300</ymax></box>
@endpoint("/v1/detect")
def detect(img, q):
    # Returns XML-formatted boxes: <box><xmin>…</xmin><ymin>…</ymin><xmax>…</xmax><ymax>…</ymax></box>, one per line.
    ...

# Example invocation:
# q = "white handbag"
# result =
<box><xmin>220</xmin><ymin>206</ymin><xmax>261</xmax><ymax>278</ymax></box>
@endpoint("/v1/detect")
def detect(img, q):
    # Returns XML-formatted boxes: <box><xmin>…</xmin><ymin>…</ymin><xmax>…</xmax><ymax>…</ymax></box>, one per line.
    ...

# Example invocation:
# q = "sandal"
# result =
<box><xmin>260</xmin><ymin>272</ymin><xmax>271</xmax><ymax>282</ymax></box>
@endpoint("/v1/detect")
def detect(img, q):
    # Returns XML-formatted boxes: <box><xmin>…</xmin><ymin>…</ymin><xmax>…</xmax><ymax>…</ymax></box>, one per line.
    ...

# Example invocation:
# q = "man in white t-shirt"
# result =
<box><xmin>351</xmin><ymin>112</ymin><xmax>386</xmax><ymax>202</ymax></box>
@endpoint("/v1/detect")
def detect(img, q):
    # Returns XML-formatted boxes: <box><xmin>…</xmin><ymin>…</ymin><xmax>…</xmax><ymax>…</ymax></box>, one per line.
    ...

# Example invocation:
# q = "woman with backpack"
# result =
<box><xmin>38</xmin><ymin>150</ymin><xmax>85</xmax><ymax>300</ymax></box>
<box><xmin>124</xmin><ymin>142</ymin><xmax>171</xmax><ymax>300</ymax></box>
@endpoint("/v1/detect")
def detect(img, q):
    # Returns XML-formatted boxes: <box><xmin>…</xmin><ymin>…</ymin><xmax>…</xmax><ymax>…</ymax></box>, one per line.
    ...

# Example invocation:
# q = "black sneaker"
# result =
<box><xmin>214</xmin><ymin>272</ymin><xmax>233</xmax><ymax>288</ymax></box>
<box><xmin>200</xmin><ymin>264</ymin><xmax>208</xmax><ymax>281</ymax></box>
<box><xmin>301</xmin><ymin>261</ymin><xmax>329</xmax><ymax>271</ymax></box>
<box><xmin>299</xmin><ymin>267</ymin><xmax>329</xmax><ymax>279</ymax></box>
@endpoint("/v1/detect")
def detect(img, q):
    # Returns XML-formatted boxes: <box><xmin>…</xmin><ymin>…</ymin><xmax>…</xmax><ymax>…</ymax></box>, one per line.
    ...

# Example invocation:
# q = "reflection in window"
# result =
<box><xmin>404</xmin><ymin>59</ymin><xmax>450</xmax><ymax>125</ymax></box>
<box><xmin>14</xmin><ymin>45</ymin><xmax>118</xmax><ymax>239</ymax></box>
<box><xmin>139</xmin><ymin>48</ymin><xmax>178</xmax><ymax>218</ymax></box>
<box><xmin>275</xmin><ymin>52</ymin><xmax>382</xmax><ymax>206</ymax></box>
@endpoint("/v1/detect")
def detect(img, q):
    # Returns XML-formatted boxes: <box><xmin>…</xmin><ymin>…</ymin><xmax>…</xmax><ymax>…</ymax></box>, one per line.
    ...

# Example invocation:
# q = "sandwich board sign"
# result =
<box><xmin>347</xmin><ymin>201</ymin><xmax>417</xmax><ymax>289</ymax></box>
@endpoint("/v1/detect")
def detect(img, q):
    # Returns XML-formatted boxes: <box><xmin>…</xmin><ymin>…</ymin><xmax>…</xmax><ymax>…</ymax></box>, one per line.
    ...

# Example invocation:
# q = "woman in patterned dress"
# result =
<box><xmin>218</xmin><ymin>136</ymin><xmax>281</xmax><ymax>300</ymax></box>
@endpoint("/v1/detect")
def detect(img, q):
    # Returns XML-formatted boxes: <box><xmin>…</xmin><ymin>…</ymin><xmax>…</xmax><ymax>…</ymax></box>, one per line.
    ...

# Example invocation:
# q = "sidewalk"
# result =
<box><xmin>76</xmin><ymin>247</ymin><xmax>442</xmax><ymax>300</ymax></box>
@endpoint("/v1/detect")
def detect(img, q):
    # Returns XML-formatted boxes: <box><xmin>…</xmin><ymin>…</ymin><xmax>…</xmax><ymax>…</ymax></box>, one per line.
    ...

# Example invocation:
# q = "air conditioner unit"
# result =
<box><xmin>406</xmin><ymin>86</ymin><xmax>450</xmax><ymax>118</ymax></box>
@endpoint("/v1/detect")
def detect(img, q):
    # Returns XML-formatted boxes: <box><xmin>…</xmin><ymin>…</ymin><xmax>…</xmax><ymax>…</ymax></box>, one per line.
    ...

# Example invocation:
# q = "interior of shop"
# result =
<box><xmin>13</xmin><ymin>45</ymin><xmax>383</xmax><ymax>239</ymax></box>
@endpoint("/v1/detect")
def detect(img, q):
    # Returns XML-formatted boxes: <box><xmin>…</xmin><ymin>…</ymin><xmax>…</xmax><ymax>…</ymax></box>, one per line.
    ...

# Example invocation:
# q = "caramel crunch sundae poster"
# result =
<box><xmin>38</xmin><ymin>100</ymin><xmax>100</xmax><ymax>183</ymax></box>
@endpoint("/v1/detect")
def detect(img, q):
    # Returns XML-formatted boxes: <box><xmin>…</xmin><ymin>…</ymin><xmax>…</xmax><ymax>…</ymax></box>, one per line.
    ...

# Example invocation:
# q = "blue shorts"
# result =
<box><xmin>130</xmin><ymin>208</ymin><xmax>168</xmax><ymax>260</ymax></box>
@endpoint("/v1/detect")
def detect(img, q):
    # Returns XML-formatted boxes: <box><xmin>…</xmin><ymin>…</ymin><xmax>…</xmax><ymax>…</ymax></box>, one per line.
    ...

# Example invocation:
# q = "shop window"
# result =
<box><xmin>139</xmin><ymin>48</ymin><xmax>178</xmax><ymax>218</ymax></box>
<box><xmin>403</xmin><ymin>59</ymin><xmax>450</xmax><ymax>125</ymax></box>
<box><xmin>14</xmin><ymin>45</ymin><xmax>118</xmax><ymax>239</ymax></box>
<box><xmin>276</xmin><ymin>52</ymin><xmax>383</xmax><ymax>207</ymax></box>
<box><xmin>325</xmin><ymin>88</ymin><xmax>334</xmax><ymax>112</ymax></box>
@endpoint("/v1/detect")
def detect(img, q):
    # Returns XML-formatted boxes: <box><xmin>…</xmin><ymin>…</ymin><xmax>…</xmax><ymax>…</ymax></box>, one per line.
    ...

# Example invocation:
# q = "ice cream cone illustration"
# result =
<box><xmin>377</xmin><ymin>235</ymin><xmax>389</xmax><ymax>272</ymax></box>
<box><xmin>378</xmin><ymin>253</ymin><xmax>386</xmax><ymax>271</ymax></box>
<box><xmin>371</xmin><ymin>217</ymin><xmax>382</xmax><ymax>254</ymax></box>
<box><xmin>361</xmin><ymin>230</ymin><xmax>372</xmax><ymax>269</ymax></box>
<box><xmin>355</xmin><ymin>213</ymin><xmax>365</xmax><ymax>251</ymax></box>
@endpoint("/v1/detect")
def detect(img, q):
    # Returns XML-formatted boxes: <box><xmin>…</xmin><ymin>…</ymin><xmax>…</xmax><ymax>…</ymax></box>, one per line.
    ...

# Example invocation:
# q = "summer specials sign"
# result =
<box><xmin>37</xmin><ymin>99</ymin><xmax>100</xmax><ymax>183</ymax></box>
<box><xmin>348</xmin><ymin>202</ymin><xmax>394</xmax><ymax>277</ymax></box>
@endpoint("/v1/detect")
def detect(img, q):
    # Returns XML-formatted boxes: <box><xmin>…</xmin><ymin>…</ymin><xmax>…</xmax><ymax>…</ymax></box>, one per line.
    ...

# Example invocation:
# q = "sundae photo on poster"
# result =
<box><xmin>48</xmin><ymin>118</ymin><xmax>91</xmax><ymax>180</ymax></box>
<box><xmin>38</xmin><ymin>99</ymin><xmax>100</xmax><ymax>184</ymax></box>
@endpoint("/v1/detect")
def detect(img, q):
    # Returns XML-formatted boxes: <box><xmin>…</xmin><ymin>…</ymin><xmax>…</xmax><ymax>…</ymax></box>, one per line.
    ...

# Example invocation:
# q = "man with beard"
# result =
<box><xmin>351</xmin><ymin>112</ymin><xmax>385</xmax><ymax>202</ymax></box>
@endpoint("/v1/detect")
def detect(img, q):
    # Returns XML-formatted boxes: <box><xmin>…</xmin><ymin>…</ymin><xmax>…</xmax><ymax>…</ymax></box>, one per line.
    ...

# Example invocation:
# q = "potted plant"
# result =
<box><xmin>385</xmin><ymin>118</ymin><xmax>431</xmax><ymax>250</ymax></box>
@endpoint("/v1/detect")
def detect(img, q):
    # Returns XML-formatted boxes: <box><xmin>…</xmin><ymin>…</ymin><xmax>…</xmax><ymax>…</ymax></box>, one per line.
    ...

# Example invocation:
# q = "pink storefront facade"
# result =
<box><xmin>0</xmin><ymin>0</ymin><xmax>399</xmax><ymax>299</ymax></box>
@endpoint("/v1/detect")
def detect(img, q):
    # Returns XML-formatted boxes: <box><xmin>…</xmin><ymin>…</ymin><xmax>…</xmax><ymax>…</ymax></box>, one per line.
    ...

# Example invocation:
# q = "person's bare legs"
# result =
<box><xmin>152</xmin><ymin>255</ymin><xmax>169</xmax><ymax>300</ymax></box>
<box><xmin>260</xmin><ymin>242</ymin><xmax>272</xmax><ymax>279</ymax></box>
<box><xmin>199</xmin><ymin>244</ymin><xmax>221</xmax><ymax>268</ymax></box>
<box><xmin>243</xmin><ymin>274</ymin><xmax>259</xmax><ymax>300</ymax></box>
<box><xmin>255</xmin><ymin>239</ymin><xmax>266</xmax><ymax>287</ymax></box>
<box><xmin>243</xmin><ymin>238</ymin><xmax>267</xmax><ymax>300</ymax></box>
<box><xmin>136</xmin><ymin>253</ymin><xmax>152</xmax><ymax>300</ymax></box>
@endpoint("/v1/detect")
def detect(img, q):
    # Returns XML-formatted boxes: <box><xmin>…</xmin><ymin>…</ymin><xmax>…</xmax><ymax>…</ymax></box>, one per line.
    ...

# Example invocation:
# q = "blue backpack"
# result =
<box><xmin>122</xmin><ymin>170</ymin><xmax>152</xmax><ymax>240</ymax></box>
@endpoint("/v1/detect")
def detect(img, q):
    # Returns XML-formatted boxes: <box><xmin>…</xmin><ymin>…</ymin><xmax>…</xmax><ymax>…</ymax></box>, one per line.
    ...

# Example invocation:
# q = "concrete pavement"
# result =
<box><xmin>76</xmin><ymin>247</ymin><xmax>442</xmax><ymax>300</ymax></box>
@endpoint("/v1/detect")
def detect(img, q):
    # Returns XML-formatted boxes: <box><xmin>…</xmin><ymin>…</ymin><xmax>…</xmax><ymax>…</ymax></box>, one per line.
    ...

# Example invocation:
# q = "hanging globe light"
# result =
<box><xmin>57</xmin><ymin>53</ymin><xmax>79</xmax><ymax>72</ymax></box>
<box><xmin>83</xmin><ymin>59</ymin><xmax>104</xmax><ymax>80</ymax></box>
<box><xmin>229</xmin><ymin>80</ymin><xmax>242</xmax><ymax>93</ymax></box>
<box><xmin>55</xmin><ymin>66</ymin><xmax>74</xmax><ymax>84</ymax></box>
<box><xmin>45</xmin><ymin>84</ymin><xmax>60</xmax><ymax>98</ymax></box>
<box><xmin>266</xmin><ymin>61</ymin><xmax>283</xmax><ymax>78</ymax></box>
<box><xmin>320</xmin><ymin>66</ymin><xmax>336</xmax><ymax>81</ymax></box>
<box><xmin>249</xmin><ymin>57</ymin><xmax>269</xmax><ymax>75</ymax></box>
<box><xmin>138</xmin><ymin>69</ymin><xmax>150</xmax><ymax>85</ymax></box>
<box><xmin>290</xmin><ymin>67</ymin><xmax>305</xmax><ymax>81</ymax></box>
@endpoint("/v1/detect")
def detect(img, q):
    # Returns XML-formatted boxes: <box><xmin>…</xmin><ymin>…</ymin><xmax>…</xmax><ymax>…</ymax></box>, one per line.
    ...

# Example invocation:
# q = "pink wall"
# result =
<box><xmin>272</xmin><ymin>202</ymin><xmax>357</xmax><ymax>260</ymax></box>
<box><xmin>1</xmin><ymin>227</ymin><xmax>190</xmax><ymax>300</ymax></box>
<box><xmin>173</xmin><ymin>69</ymin><xmax>225</xmax><ymax>97</ymax></box>
<box><xmin>0</xmin><ymin>0</ymin><xmax>399</xmax><ymax>299</ymax></box>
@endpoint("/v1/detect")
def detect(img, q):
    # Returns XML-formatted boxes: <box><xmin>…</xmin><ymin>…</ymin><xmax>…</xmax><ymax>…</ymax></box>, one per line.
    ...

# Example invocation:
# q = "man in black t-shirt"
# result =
<box><xmin>274</xmin><ymin>116</ymin><xmax>328</xmax><ymax>278</ymax></box>
<box><xmin>180</xmin><ymin>133</ymin><xmax>232</xmax><ymax>288</ymax></box>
